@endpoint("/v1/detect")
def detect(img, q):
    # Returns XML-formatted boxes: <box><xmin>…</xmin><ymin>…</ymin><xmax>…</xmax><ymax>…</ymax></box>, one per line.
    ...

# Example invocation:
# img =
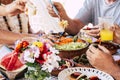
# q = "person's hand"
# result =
<box><xmin>5</xmin><ymin>0</ymin><xmax>27</xmax><ymax>16</ymax></box>
<box><xmin>112</xmin><ymin>24</ymin><xmax>120</xmax><ymax>44</ymax></box>
<box><xmin>85</xmin><ymin>25</ymin><xmax>100</xmax><ymax>37</ymax></box>
<box><xmin>86</xmin><ymin>44</ymin><xmax>116</xmax><ymax>72</ymax></box>
<box><xmin>47</xmin><ymin>2</ymin><xmax>68</xmax><ymax>19</ymax></box>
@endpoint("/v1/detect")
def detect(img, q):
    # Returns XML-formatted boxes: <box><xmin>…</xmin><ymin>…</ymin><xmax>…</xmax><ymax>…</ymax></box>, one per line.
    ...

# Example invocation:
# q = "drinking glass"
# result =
<box><xmin>98</xmin><ymin>17</ymin><xmax>114</xmax><ymax>41</ymax></box>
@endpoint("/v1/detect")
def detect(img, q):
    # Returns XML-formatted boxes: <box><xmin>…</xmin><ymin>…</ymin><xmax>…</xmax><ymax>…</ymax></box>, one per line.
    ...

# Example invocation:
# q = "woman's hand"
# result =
<box><xmin>86</xmin><ymin>44</ymin><xmax>115</xmax><ymax>72</ymax></box>
<box><xmin>5</xmin><ymin>0</ymin><xmax>27</xmax><ymax>16</ymax></box>
<box><xmin>47</xmin><ymin>2</ymin><xmax>68</xmax><ymax>19</ymax></box>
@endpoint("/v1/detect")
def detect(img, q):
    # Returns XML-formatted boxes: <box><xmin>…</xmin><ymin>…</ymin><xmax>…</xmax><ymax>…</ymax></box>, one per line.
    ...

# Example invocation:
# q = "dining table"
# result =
<box><xmin>0</xmin><ymin>33</ymin><xmax>120</xmax><ymax>80</ymax></box>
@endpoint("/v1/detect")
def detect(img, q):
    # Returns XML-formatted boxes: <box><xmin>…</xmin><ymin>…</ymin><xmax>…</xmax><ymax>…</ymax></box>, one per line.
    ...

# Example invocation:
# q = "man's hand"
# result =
<box><xmin>47</xmin><ymin>2</ymin><xmax>68</xmax><ymax>19</ymax></box>
<box><xmin>86</xmin><ymin>44</ymin><xmax>115</xmax><ymax>72</ymax></box>
<box><xmin>85</xmin><ymin>25</ymin><xmax>100</xmax><ymax>37</ymax></box>
<box><xmin>5</xmin><ymin>0</ymin><xmax>27</xmax><ymax>16</ymax></box>
<box><xmin>112</xmin><ymin>24</ymin><xmax>120</xmax><ymax>44</ymax></box>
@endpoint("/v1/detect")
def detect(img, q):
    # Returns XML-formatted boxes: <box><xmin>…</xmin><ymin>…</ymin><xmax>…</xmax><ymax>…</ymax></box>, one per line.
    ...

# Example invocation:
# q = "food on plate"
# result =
<box><xmin>54</xmin><ymin>37</ymin><xmax>87</xmax><ymax>51</ymax></box>
<box><xmin>69</xmin><ymin>72</ymin><xmax>100</xmax><ymax>80</ymax></box>
<box><xmin>59</xmin><ymin>20</ymin><xmax>69</xmax><ymax>29</ymax></box>
<box><xmin>51</xmin><ymin>59</ymin><xmax>74</xmax><ymax>76</ymax></box>
<box><xmin>73</xmin><ymin>54</ymin><xmax>92</xmax><ymax>67</ymax></box>
<box><xmin>26</xmin><ymin>2</ymin><xmax>36</xmax><ymax>16</ymax></box>
<box><xmin>56</xmin><ymin>59</ymin><xmax>74</xmax><ymax>70</ymax></box>
<box><xmin>70</xmin><ymin>72</ymin><xmax>82</xmax><ymax>79</ymax></box>
<box><xmin>42</xmin><ymin>32</ymin><xmax>69</xmax><ymax>43</ymax></box>
<box><xmin>83</xmin><ymin>27</ymin><xmax>99</xmax><ymax>30</ymax></box>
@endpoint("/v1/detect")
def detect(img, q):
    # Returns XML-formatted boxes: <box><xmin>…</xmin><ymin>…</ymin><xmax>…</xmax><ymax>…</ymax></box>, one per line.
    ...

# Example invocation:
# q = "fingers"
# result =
<box><xmin>87</xmin><ymin>29</ymin><xmax>100</xmax><ymax>37</ymax></box>
<box><xmin>114</xmin><ymin>24</ymin><xmax>119</xmax><ymax>29</ymax></box>
<box><xmin>53</xmin><ymin>2</ymin><xmax>63</xmax><ymax>10</ymax></box>
<box><xmin>15</xmin><ymin>0</ymin><xmax>26</xmax><ymax>11</ymax></box>
<box><xmin>47</xmin><ymin>3</ymin><xmax>58</xmax><ymax>17</ymax></box>
<box><xmin>86</xmin><ymin>49</ymin><xmax>93</xmax><ymax>59</ymax></box>
<box><xmin>86</xmin><ymin>45</ymin><xmax>97</xmax><ymax>59</ymax></box>
<box><xmin>88</xmin><ymin>45</ymin><xmax>98</xmax><ymax>53</ymax></box>
<box><xmin>98</xmin><ymin>45</ymin><xmax>110</xmax><ymax>54</ymax></box>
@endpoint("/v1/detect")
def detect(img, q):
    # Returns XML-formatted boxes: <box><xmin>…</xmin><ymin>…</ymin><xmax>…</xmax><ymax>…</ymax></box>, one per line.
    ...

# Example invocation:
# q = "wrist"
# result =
<box><xmin>108</xmin><ymin>64</ymin><xmax>120</xmax><ymax>80</ymax></box>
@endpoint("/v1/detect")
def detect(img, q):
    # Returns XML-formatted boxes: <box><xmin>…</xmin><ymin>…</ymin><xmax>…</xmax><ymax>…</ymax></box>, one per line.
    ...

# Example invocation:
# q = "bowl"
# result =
<box><xmin>93</xmin><ymin>42</ymin><xmax>120</xmax><ymax>54</ymax></box>
<box><xmin>54</xmin><ymin>37</ymin><xmax>89</xmax><ymax>59</ymax></box>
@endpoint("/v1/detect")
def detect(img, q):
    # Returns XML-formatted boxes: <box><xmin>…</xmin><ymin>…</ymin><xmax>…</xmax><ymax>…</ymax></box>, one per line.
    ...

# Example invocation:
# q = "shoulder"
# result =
<box><xmin>83</xmin><ymin>0</ymin><xmax>96</xmax><ymax>7</ymax></box>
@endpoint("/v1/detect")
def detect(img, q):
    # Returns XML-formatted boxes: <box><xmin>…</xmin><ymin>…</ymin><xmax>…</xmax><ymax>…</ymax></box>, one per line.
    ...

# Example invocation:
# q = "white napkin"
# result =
<box><xmin>0</xmin><ymin>46</ymin><xmax>11</xmax><ymax>60</ymax></box>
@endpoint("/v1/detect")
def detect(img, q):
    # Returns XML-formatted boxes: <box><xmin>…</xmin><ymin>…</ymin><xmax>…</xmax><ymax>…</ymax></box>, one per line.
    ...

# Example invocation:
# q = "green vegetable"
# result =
<box><xmin>25</xmin><ymin>64</ymin><xmax>50</xmax><ymax>80</ymax></box>
<box><xmin>55</xmin><ymin>42</ymin><xmax>87</xmax><ymax>51</ymax></box>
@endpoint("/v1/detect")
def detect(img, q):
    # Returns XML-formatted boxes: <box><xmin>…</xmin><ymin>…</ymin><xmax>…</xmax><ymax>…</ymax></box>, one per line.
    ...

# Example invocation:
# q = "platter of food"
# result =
<box><xmin>58</xmin><ymin>67</ymin><xmax>114</xmax><ymax>80</ymax></box>
<box><xmin>54</xmin><ymin>37</ymin><xmax>89</xmax><ymax>58</ymax></box>
<box><xmin>54</xmin><ymin>37</ymin><xmax>88</xmax><ymax>51</ymax></box>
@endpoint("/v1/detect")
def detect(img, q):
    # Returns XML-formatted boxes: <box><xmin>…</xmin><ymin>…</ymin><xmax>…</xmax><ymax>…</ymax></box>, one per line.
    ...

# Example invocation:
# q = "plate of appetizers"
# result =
<box><xmin>58</xmin><ymin>67</ymin><xmax>114</xmax><ymax>80</ymax></box>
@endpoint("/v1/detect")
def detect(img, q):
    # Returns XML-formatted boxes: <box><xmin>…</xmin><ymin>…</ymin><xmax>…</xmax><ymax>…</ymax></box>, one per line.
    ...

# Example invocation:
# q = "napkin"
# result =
<box><xmin>0</xmin><ymin>46</ymin><xmax>12</xmax><ymax>60</ymax></box>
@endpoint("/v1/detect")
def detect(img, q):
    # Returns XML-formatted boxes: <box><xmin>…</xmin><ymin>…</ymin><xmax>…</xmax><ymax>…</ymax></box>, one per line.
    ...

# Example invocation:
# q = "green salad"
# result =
<box><xmin>54</xmin><ymin>42</ymin><xmax>87</xmax><ymax>51</ymax></box>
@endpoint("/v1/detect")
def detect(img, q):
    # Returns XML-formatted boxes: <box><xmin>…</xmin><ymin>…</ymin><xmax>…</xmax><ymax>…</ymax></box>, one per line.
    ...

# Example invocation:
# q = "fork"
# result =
<box><xmin>49</xmin><ymin>0</ymin><xmax>61</xmax><ymax>21</ymax></box>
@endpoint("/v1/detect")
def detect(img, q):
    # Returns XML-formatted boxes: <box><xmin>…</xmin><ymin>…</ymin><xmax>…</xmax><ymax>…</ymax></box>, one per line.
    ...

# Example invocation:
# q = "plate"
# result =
<box><xmin>58</xmin><ymin>67</ymin><xmax>114</xmax><ymax>80</ymax></box>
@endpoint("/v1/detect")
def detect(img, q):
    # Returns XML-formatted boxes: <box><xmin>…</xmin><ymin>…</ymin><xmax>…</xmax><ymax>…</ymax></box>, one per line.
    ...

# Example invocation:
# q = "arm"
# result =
<box><xmin>0</xmin><ymin>30</ymin><xmax>37</xmax><ymax>45</ymax></box>
<box><xmin>86</xmin><ymin>45</ymin><xmax>120</xmax><ymax>80</ymax></box>
<box><xmin>109</xmin><ymin>64</ymin><xmax>120</xmax><ymax>80</ymax></box>
<box><xmin>0</xmin><ymin>6</ymin><xmax>8</xmax><ymax>16</ymax></box>
<box><xmin>47</xmin><ymin>2</ymin><xmax>84</xmax><ymax>35</ymax></box>
<box><xmin>47</xmin><ymin>0</ymin><xmax>93</xmax><ymax>35</ymax></box>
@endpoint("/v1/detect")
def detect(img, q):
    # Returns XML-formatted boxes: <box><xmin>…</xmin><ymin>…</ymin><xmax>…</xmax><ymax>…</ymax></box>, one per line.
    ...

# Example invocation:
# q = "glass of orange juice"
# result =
<box><xmin>98</xmin><ymin>17</ymin><xmax>114</xmax><ymax>41</ymax></box>
<box><xmin>100</xmin><ymin>29</ymin><xmax>113</xmax><ymax>41</ymax></box>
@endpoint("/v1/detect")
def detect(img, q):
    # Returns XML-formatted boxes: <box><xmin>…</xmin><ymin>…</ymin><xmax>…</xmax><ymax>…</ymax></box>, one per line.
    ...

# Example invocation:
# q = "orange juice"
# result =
<box><xmin>100</xmin><ymin>29</ymin><xmax>113</xmax><ymax>41</ymax></box>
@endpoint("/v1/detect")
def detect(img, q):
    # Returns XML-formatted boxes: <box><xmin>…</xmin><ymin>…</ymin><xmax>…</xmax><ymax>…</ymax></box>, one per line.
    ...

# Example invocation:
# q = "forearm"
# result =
<box><xmin>0</xmin><ymin>30</ymin><xmax>36</xmax><ymax>45</ymax></box>
<box><xmin>107</xmin><ymin>64</ymin><xmax>120</xmax><ymax>80</ymax></box>
<box><xmin>0</xmin><ymin>5</ymin><xmax>8</xmax><ymax>16</ymax></box>
<box><xmin>64</xmin><ymin>18</ymin><xmax>84</xmax><ymax>35</ymax></box>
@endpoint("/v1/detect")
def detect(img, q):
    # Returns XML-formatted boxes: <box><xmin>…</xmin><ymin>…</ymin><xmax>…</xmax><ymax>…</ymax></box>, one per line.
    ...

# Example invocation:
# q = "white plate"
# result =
<box><xmin>58</xmin><ymin>67</ymin><xmax>114</xmax><ymax>80</ymax></box>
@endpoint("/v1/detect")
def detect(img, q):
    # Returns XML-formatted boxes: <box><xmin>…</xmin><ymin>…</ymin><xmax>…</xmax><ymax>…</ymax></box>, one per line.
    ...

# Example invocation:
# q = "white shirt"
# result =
<box><xmin>75</xmin><ymin>0</ymin><xmax>120</xmax><ymax>25</ymax></box>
